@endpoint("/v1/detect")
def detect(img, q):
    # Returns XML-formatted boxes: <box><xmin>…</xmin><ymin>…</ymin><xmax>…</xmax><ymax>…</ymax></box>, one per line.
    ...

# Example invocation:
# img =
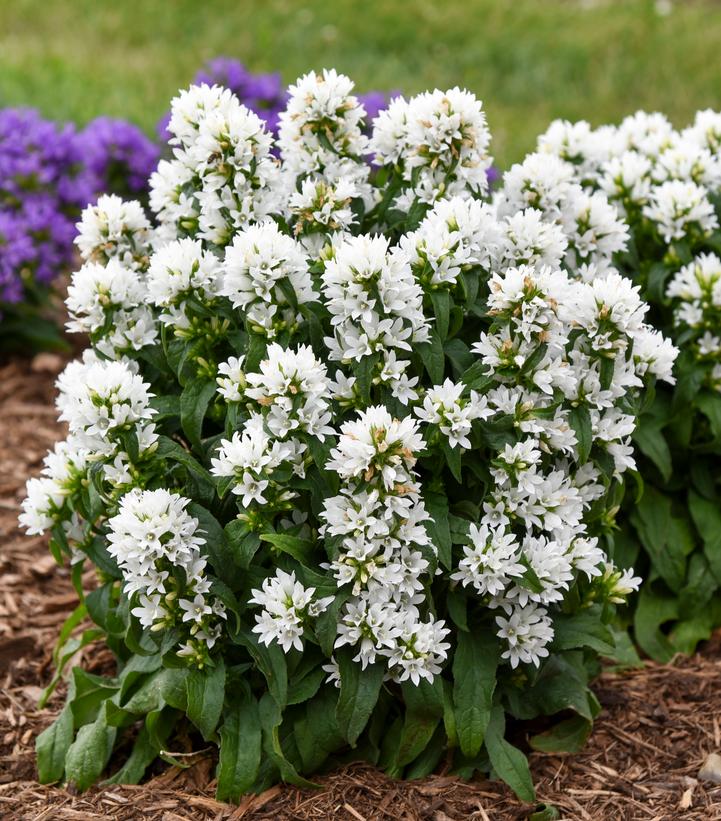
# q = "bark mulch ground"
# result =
<box><xmin>1</xmin><ymin>355</ymin><xmax>720</xmax><ymax>820</ymax></box>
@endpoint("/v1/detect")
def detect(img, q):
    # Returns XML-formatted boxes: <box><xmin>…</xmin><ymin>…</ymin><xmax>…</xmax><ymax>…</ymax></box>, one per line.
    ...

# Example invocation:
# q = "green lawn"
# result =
<box><xmin>1</xmin><ymin>0</ymin><xmax>721</xmax><ymax>167</ymax></box>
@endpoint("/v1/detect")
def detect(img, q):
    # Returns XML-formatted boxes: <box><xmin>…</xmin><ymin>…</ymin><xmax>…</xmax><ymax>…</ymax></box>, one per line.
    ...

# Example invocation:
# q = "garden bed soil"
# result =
<box><xmin>1</xmin><ymin>355</ymin><xmax>720</xmax><ymax>821</ymax></box>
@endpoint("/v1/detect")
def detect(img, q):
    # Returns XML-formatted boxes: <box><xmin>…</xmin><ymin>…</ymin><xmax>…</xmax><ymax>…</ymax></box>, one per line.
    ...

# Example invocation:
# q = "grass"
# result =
<box><xmin>1</xmin><ymin>0</ymin><xmax>721</xmax><ymax>166</ymax></box>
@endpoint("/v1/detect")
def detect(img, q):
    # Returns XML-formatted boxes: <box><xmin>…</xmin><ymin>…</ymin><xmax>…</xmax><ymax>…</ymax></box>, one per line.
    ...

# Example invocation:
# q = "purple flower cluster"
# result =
<box><xmin>0</xmin><ymin>108</ymin><xmax>158</xmax><ymax>305</ymax></box>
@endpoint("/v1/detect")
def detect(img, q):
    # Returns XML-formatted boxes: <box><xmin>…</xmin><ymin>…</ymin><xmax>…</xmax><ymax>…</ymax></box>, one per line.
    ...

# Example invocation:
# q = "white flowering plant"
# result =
<box><xmin>522</xmin><ymin>111</ymin><xmax>721</xmax><ymax>660</ymax></box>
<box><xmin>22</xmin><ymin>72</ymin><xmax>674</xmax><ymax>801</ymax></box>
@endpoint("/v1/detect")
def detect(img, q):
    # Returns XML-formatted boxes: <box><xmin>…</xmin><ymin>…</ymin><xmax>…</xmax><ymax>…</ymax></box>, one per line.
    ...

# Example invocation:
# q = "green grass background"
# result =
<box><xmin>1</xmin><ymin>0</ymin><xmax>720</xmax><ymax>167</ymax></box>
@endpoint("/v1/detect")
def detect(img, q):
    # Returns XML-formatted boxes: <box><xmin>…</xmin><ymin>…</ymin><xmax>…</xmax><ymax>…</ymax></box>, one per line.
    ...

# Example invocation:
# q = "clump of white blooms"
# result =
<box><xmin>534</xmin><ymin>108</ymin><xmax>721</xmax><ymax>394</ymax></box>
<box><xmin>23</xmin><ymin>75</ymin><xmax>677</xmax><ymax>722</ymax></box>
<box><xmin>371</xmin><ymin>87</ymin><xmax>492</xmax><ymax>209</ymax></box>
<box><xmin>75</xmin><ymin>194</ymin><xmax>153</xmax><ymax>270</ymax></box>
<box><xmin>107</xmin><ymin>489</ymin><xmax>227</xmax><ymax>664</ymax></box>
<box><xmin>278</xmin><ymin>69</ymin><xmax>370</xmax><ymax>194</ymax></box>
<box><xmin>667</xmin><ymin>253</ymin><xmax>721</xmax><ymax>389</ymax></box>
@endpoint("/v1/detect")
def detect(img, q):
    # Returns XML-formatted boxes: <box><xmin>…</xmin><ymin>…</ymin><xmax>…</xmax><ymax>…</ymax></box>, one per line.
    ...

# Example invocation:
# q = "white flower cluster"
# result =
<box><xmin>667</xmin><ymin>253</ymin><xmax>721</xmax><ymax>389</ymax></box>
<box><xmin>75</xmin><ymin>194</ymin><xmax>153</xmax><ymax>270</ymax></box>
<box><xmin>321</xmin><ymin>234</ymin><xmax>429</xmax><ymax>403</ymax></box>
<box><xmin>211</xmin><ymin>343</ymin><xmax>333</xmax><ymax>507</ymax></box>
<box><xmin>534</xmin><ymin>111</ymin><xmax>721</xmax><ymax>244</ymax></box>
<box><xmin>220</xmin><ymin>221</ymin><xmax>316</xmax><ymax>337</ymax></box>
<box><xmin>20</xmin><ymin>353</ymin><xmax>159</xmax><ymax>537</ymax></box>
<box><xmin>151</xmin><ymin>84</ymin><xmax>279</xmax><ymax>246</ymax></box>
<box><xmin>250</xmin><ymin>569</ymin><xmax>333</xmax><ymax>653</ymax></box>
<box><xmin>278</xmin><ymin>69</ymin><xmax>370</xmax><ymax>192</ymax></box>
<box><xmin>532</xmin><ymin>109</ymin><xmax>721</xmax><ymax>389</ymax></box>
<box><xmin>497</xmin><ymin>152</ymin><xmax>630</xmax><ymax>276</ymax></box>
<box><xmin>324</xmin><ymin>407</ymin><xmax>451</xmax><ymax>685</ymax></box>
<box><xmin>107</xmin><ymin>488</ymin><xmax>227</xmax><ymax>663</ymax></box>
<box><xmin>447</xmin><ymin>263</ymin><xmax>665</xmax><ymax>667</ymax></box>
<box><xmin>371</xmin><ymin>87</ymin><xmax>492</xmax><ymax>209</ymax></box>
<box><xmin>23</xmin><ymin>73</ymin><xmax>677</xmax><ymax>681</ymax></box>
<box><xmin>68</xmin><ymin>195</ymin><xmax>157</xmax><ymax>355</ymax></box>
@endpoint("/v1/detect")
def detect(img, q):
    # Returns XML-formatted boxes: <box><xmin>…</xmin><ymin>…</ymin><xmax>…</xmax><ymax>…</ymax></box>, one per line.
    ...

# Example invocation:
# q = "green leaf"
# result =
<box><xmin>552</xmin><ymin>606</ymin><xmax>614</xmax><ymax>656</ymax></box>
<box><xmin>225</xmin><ymin>520</ymin><xmax>261</xmax><ymax>569</ymax></box>
<box><xmin>633</xmin><ymin>423</ymin><xmax>672</xmax><ymax>482</ymax></box>
<box><xmin>631</xmin><ymin>487</ymin><xmax>693</xmax><ymax>593</ymax></box>
<box><xmin>180</xmin><ymin>378</ymin><xmax>217</xmax><ymax>451</ymax></box>
<box><xmin>336</xmin><ymin>649</ymin><xmax>385</xmax><ymax>746</ymax></box>
<box><xmin>186</xmin><ymin>659</ymin><xmax>226</xmax><ymax>741</ymax></box>
<box><xmin>430</xmin><ymin>290</ymin><xmax>451</xmax><ymax>341</ymax></box>
<box><xmin>69</xmin><ymin>668</ymin><xmax>119</xmax><ymax>728</ymax></box>
<box><xmin>423</xmin><ymin>490</ymin><xmax>452</xmax><ymax>569</ymax></box>
<box><xmin>287</xmin><ymin>666</ymin><xmax>326</xmax><ymax>706</ymax></box>
<box><xmin>530</xmin><ymin>805</ymin><xmax>561</xmax><ymax>821</ymax></box>
<box><xmin>569</xmin><ymin>405</ymin><xmax>592</xmax><ymax>464</ymax></box>
<box><xmin>530</xmin><ymin>715</ymin><xmax>592</xmax><ymax>754</ymax></box>
<box><xmin>418</xmin><ymin>331</ymin><xmax>445</xmax><ymax>384</ymax></box>
<box><xmin>634</xmin><ymin>585</ymin><xmax>678</xmax><ymax>662</ymax></box>
<box><xmin>294</xmin><ymin>687</ymin><xmax>344</xmax><ymax>773</ymax></box>
<box><xmin>444</xmin><ymin>338</ymin><xmax>474</xmax><ymax>376</ymax></box>
<box><xmin>216</xmin><ymin>697</ymin><xmax>262</xmax><ymax>801</ymax></box>
<box><xmin>103</xmin><ymin>713</ymin><xmax>175</xmax><ymax>785</ymax></box>
<box><xmin>39</xmin><ymin>628</ymin><xmax>104</xmax><ymax>708</ymax></box>
<box><xmin>258</xmin><ymin>694</ymin><xmax>319</xmax><ymax>788</ymax></box>
<box><xmin>64</xmin><ymin>711</ymin><xmax>117</xmax><ymax>791</ymax></box>
<box><xmin>442</xmin><ymin>440</ymin><xmax>463</xmax><ymax>483</ymax></box>
<box><xmin>697</xmin><ymin>391</ymin><xmax>721</xmax><ymax>442</ymax></box>
<box><xmin>688</xmin><ymin>490</ymin><xmax>721</xmax><ymax>583</ymax></box>
<box><xmin>236</xmin><ymin>629</ymin><xmax>288</xmax><ymax>708</ymax></box>
<box><xmin>460</xmin><ymin>360</ymin><xmax>493</xmax><ymax>392</ymax></box>
<box><xmin>453</xmin><ymin>630</ymin><xmax>498</xmax><ymax>757</ymax></box>
<box><xmin>187</xmin><ymin>503</ymin><xmax>239</xmax><ymax>584</ymax></box>
<box><xmin>36</xmin><ymin>702</ymin><xmax>74</xmax><ymax>784</ymax></box>
<box><xmin>355</xmin><ymin>353</ymin><xmax>378</xmax><ymax>403</ymax></box>
<box><xmin>396</xmin><ymin>678</ymin><xmax>444</xmax><ymax>767</ymax></box>
<box><xmin>485</xmin><ymin>705</ymin><xmax>535</xmax><ymax>802</ymax></box>
<box><xmin>260</xmin><ymin>532</ymin><xmax>315</xmax><ymax>565</ymax></box>
<box><xmin>155</xmin><ymin>436</ymin><xmax>215</xmax><ymax>505</ymax></box>
<box><xmin>149</xmin><ymin>394</ymin><xmax>181</xmax><ymax>424</ymax></box>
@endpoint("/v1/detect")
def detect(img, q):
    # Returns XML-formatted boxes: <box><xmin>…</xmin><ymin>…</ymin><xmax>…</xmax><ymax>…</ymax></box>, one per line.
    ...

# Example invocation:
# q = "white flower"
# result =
<box><xmin>245</xmin><ymin>343</ymin><xmax>334</xmax><ymax>440</ymax></box>
<box><xmin>216</xmin><ymin>356</ymin><xmax>245</xmax><ymax>402</ymax></box>
<box><xmin>371</xmin><ymin>87</ymin><xmax>491</xmax><ymax>204</ymax></box>
<box><xmin>278</xmin><ymin>69</ymin><xmax>369</xmax><ymax>186</ymax></box>
<box><xmin>643</xmin><ymin>180</ymin><xmax>718</xmax><ymax>243</ymax></box>
<box><xmin>220</xmin><ymin>222</ymin><xmax>315</xmax><ymax>335</ymax></box>
<box><xmin>617</xmin><ymin>111</ymin><xmax>675</xmax><ymax>158</ymax></box>
<box><xmin>415</xmin><ymin>379</ymin><xmax>493</xmax><ymax>449</ymax></box>
<box><xmin>211</xmin><ymin>415</ymin><xmax>301</xmax><ymax>505</ymax></box>
<box><xmin>146</xmin><ymin>238</ymin><xmax>221</xmax><ymax>329</ymax></box>
<box><xmin>66</xmin><ymin>259</ymin><xmax>157</xmax><ymax>354</ymax></box>
<box><xmin>321</xmin><ymin>234</ymin><xmax>428</xmax><ymax>365</ymax></box>
<box><xmin>75</xmin><ymin>195</ymin><xmax>153</xmax><ymax>269</ymax></box>
<box><xmin>495</xmin><ymin>604</ymin><xmax>554</xmax><ymax>668</ymax></box>
<box><xmin>327</xmin><ymin>406</ymin><xmax>425</xmax><ymax>489</ymax></box>
<box><xmin>250</xmin><ymin>569</ymin><xmax>333</xmax><ymax>652</ymax></box>
<box><xmin>537</xmin><ymin>119</ymin><xmax>615</xmax><ymax>178</ymax></box>
<box><xmin>56</xmin><ymin>358</ymin><xmax>155</xmax><ymax>440</ymax></box>
<box><xmin>561</xmin><ymin>189</ymin><xmax>630</xmax><ymax>267</ymax></box>
<box><xmin>402</xmin><ymin>197</ymin><xmax>503</xmax><ymax>287</ymax></box>
<box><xmin>499</xmin><ymin>209</ymin><xmax>568</xmax><ymax>271</ymax></box>
<box><xmin>451</xmin><ymin>524</ymin><xmax>525</xmax><ymax>596</ymax></box>
<box><xmin>497</xmin><ymin>152</ymin><xmax>577</xmax><ymax>220</ymax></box>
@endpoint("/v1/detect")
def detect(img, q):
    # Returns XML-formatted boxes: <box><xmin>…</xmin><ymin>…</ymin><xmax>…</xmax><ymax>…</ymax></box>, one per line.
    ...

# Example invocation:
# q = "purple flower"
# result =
<box><xmin>79</xmin><ymin>117</ymin><xmax>159</xmax><ymax>197</ymax></box>
<box><xmin>0</xmin><ymin>107</ymin><xmax>158</xmax><ymax>307</ymax></box>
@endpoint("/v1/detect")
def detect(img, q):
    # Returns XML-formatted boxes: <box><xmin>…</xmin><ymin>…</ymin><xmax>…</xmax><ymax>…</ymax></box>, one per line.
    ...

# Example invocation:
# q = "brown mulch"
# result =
<box><xmin>1</xmin><ymin>355</ymin><xmax>721</xmax><ymax>820</ymax></box>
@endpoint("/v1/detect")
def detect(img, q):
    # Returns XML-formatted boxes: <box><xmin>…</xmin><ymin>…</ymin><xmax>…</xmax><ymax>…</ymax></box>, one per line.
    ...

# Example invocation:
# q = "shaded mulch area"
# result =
<box><xmin>1</xmin><ymin>355</ymin><xmax>721</xmax><ymax>820</ymax></box>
